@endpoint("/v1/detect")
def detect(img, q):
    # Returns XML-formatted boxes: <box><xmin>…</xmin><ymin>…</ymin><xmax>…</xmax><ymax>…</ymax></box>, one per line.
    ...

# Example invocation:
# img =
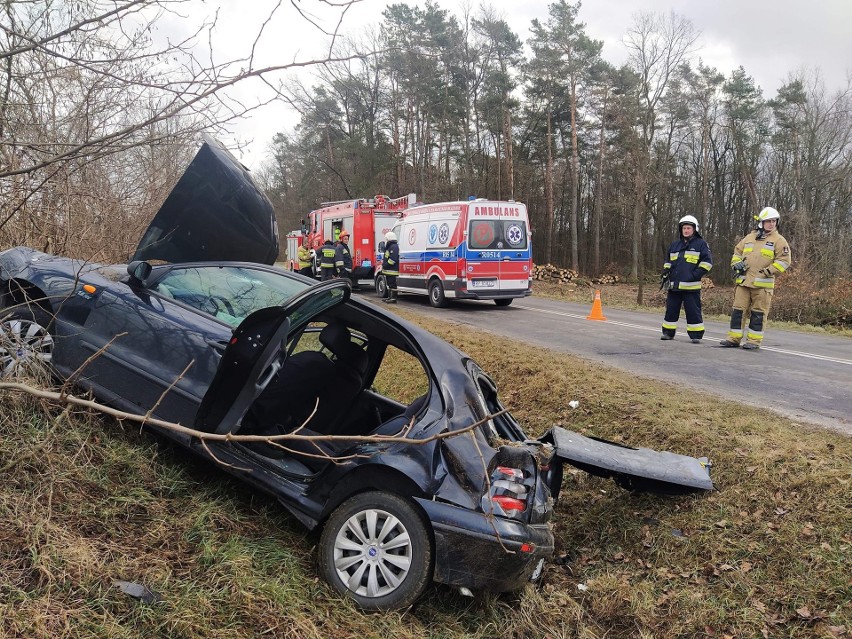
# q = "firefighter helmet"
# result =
<box><xmin>757</xmin><ymin>207</ymin><xmax>780</xmax><ymax>225</ymax></box>
<box><xmin>678</xmin><ymin>215</ymin><xmax>699</xmax><ymax>232</ymax></box>
<box><xmin>385</xmin><ymin>231</ymin><xmax>397</xmax><ymax>242</ymax></box>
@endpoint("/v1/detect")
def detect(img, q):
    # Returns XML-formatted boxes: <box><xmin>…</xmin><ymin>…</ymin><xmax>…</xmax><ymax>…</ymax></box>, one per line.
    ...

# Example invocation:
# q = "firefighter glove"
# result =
<box><xmin>732</xmin><ymin>261</ymin><xmax>747</xmax><ymax>275</ymax></box>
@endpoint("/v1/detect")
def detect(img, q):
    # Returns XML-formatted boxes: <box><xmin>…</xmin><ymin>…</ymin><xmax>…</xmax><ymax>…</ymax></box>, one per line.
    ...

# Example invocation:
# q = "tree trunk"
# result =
<box><xmin>545</xmin><ymin>110</ymin><xmax>555</xmax><ymax>264</ymax></box>
<box><xmin>569</xmin><ymin>80</ymin><xmax>579</xmax><ymax>271</ymax></box>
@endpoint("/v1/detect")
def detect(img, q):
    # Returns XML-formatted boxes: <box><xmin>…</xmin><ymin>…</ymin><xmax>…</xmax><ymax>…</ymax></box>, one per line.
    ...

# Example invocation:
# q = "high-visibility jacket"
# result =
<box><xmin>382</xmin><ymin>240</ymin><xmax>399</xmax><ymax>276</ymax></box>
<box><xmin>320</xmin><ymin>243</ymin><xmax>336</xmax><ymax>269</ymax></box>
<box><xmin>663</xmin><ymin>234</ymin><xmax>712</xmax><ymax>291</ymax></box>
<box><xmin>297</xmin><ymin>244</ymin><xmax>312</xmax><ymax>269</ymax></box>
<box><xmin>334</xmin><ymin>242</ymin><xmax>352</xmax><ymax>273</ymax></box>
<box><xmin>730</xmin><ymin>229</ymin><xmax>792</xmax><ymax>289</ymax></box>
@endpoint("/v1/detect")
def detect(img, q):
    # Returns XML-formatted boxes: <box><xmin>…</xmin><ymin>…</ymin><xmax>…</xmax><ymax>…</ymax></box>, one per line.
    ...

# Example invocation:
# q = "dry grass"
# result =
<box><xmin>1</xmin><ymin>313</ymin><xmax>850</xmax><ymax>638</ymax></box>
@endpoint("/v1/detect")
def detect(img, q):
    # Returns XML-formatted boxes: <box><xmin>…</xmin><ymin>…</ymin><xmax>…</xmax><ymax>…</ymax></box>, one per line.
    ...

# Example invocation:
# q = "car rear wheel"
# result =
<box><xmin>375</xmin><ymin>275</ymin><xmax>389</xmax><ymax>299</ymax></box>
<box><xmin>318</xmin><ymin>491</ymin><xmax>433</xmax><ymax>611</ymax></box>
<box><xmin>0</xmin><ymin>307</ymin><xmax>54</xmax><ymax>378</ymax></box>
<box><xmin>428</xmin><ymin>279</ymin><xmax>446</xmax><ymax>308</ymax></box>
<box><xmin>494</xmin><ymin>298</ymin><xmax>513</xmax><ymax>307</ymax></box>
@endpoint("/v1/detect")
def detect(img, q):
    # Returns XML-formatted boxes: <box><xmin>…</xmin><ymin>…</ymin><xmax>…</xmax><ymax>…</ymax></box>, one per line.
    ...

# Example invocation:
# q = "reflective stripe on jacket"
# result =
<box><xmin>731</xmin><ymin>229</ymin><xmax>792</xmax><ymax>289</ymax></box>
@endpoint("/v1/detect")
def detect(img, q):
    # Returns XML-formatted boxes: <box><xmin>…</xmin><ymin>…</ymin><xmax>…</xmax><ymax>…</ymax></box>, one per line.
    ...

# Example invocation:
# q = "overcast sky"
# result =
<box><xmin>193</xmin><ymin>0</ymin><xmax>852</xmax><ymax>169</ymax></box>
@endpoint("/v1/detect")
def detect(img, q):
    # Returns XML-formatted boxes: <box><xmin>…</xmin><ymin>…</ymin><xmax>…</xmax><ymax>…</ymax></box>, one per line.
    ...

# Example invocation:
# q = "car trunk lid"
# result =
<box><xmin>132</xmin><ymin>134</ymin><xmax>279</xmax><ymax>265</ymax></box>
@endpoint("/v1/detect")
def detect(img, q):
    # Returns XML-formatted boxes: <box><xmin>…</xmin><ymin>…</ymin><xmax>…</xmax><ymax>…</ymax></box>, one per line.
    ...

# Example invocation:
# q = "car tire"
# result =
<box><xmin>318</xmin><ymin>491</ymin><xmax>433</xmax><ymax>611</ymax></box>
<box><xmin>494</xmin><ymin>298</ymin><xmax>513</xmax><ymax>307</ymax></box>
<box><xmin>428</xmin><ymin>279</ymin><xmax>446</xmax><ymax>308</ymax></box>
<box><xmin>375</xmin><ymin>275</ymin><xmax>389</xmax><ymax>299</ymax></box>
<box><xmin>0</xmin><ymin>306</ymin><xmax>54</xmax><ymax>378</ymax></box>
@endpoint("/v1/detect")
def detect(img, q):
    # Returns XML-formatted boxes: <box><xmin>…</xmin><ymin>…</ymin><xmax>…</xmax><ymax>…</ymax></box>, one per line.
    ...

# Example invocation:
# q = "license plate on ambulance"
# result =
<box><xmin>472</xmin><ymin>278</ymin><xmax>497</xmax><ymax>288</ymax></box>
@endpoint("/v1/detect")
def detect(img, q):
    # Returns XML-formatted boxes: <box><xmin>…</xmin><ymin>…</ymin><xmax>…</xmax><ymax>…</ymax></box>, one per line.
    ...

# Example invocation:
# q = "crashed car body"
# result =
<box><xmin>0</xmin><ymin>136</ymin><xmax>712</xmax><ymax>611</ymax></box>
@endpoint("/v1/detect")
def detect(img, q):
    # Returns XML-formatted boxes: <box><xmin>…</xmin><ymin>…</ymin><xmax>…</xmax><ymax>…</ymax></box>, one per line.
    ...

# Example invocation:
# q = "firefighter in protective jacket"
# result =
<box><xmin>660</xmin><ymin>215</ymin><xmax>713</xmax><ymax>343</ymax></box>
<box><xmin>381</xmin><ymin>231</ymin><xmax>400</xmax><ymax>304</ymax></box>
<box><xmin>719</xmin><ymin>207</ymin><xmax>792</xmax><ymax>350</ymax></box>
<box><xmin>334</xmin><ymin>230</ymin><xmax>354</xmax><ymax>283</ymax></box>
<box><xmin>320</xmin><ymin>240</ymin><xmax>336</xmax><ymax>281</ymax></box>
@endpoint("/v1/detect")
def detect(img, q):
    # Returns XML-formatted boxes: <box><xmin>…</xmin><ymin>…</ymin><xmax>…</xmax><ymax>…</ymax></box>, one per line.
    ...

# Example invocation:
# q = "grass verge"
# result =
<box><xmin>1</xmin><ymin>311</ymin><xmax>850</xmax><ymax>638</ymax></box>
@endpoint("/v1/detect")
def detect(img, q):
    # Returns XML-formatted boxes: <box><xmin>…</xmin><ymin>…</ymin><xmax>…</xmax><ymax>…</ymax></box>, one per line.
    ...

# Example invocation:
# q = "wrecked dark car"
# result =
<box><xmin>0</xmin><ymin>136</ymin><xmax>713</xmax><ymax>611</ymax></box>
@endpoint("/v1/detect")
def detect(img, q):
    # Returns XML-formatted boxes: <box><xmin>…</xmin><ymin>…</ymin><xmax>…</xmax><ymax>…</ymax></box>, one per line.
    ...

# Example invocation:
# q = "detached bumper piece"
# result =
<box><xmin>542</xmin><ymin>427</ymin><xmax>714</xmax><ymax>494</ymax></box>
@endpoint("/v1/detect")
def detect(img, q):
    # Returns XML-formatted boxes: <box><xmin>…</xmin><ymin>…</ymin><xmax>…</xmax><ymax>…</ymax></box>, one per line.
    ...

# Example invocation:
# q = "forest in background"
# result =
<box><xmin>259</xmin><ymin>1</ymin><xmax>852</xmax><ymax>286</ymax></box>
<box><xmin>1</xmin><ymin>0</ymin><xmax>850</xmax><ymax>288</ymax></box>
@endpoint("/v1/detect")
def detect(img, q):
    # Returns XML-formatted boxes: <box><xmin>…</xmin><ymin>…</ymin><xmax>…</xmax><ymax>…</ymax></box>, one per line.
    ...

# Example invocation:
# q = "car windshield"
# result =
<box><xmin>153</xmin><ymin>265</ymin><xmax>310</xmax><ymax>326</ymax></box>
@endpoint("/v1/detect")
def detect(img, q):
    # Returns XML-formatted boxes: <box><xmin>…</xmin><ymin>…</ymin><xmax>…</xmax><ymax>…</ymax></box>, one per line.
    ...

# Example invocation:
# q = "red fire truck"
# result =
<box><xmin>302</xmin><ymin>194</ymin><xmax>415</xmax><ymax>280</ymax></box>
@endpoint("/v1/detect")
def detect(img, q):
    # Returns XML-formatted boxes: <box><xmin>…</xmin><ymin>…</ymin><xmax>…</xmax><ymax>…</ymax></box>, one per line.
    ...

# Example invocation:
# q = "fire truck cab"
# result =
<box><xmin>303</xmin><ymin>194</ymin><xmax>415</xmax><ymax>281</ymax></box>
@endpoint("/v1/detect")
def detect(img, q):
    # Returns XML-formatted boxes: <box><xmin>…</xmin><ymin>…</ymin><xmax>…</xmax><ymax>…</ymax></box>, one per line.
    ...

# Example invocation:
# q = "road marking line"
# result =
<box><xmin>516</xmin><ymin>304</ymin><xmax>852</xmax><ymax>367</ymax></box>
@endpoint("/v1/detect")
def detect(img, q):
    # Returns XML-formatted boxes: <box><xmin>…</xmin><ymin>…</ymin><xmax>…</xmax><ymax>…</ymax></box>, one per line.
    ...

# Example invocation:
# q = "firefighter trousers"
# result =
<box><xmin>661</xmin><ymin>290</ymin><xmax>704</xmax><ymax>339</ymax></box>
<box><xmin>321</xmin><ymin>267</ymin><xmax>335</xmax><ymax>281</ymax></box>
<box><xmin>727</xmin><ymin>286</ymin><xmax>773</xmax><ymax>346</ymax></box>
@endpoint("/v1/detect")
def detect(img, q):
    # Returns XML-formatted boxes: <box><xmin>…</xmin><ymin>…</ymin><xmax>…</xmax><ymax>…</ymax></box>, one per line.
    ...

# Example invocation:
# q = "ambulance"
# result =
<box><xmin>376</xmin><ymin>199</ymin><xmax>533</xmax><ymax>307</ymax></box>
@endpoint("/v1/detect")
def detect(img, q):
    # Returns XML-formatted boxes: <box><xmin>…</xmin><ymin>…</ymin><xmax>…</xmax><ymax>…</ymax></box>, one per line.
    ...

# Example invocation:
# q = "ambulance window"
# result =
<box><xmin>469</xmin><ymin>219</ymin><xmax>528</xmax><ymax>250</ymax></box>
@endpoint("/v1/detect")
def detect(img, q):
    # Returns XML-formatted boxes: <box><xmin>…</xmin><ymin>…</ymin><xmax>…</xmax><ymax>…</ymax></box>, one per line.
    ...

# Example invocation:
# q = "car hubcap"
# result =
<box><xmin>0</xmin><ymin>318</ymin><xmax>54</xmax><ymax>377</ymax></box>
<box><xmin>332</xmin><ymin>508</ymin><xmax>412</xmax><ymax>598</ymax></box>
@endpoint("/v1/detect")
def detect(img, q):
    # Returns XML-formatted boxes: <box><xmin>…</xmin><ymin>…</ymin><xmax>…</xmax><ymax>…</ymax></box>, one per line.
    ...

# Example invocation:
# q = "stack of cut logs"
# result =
<box><xmin>532</xmin><ymin>264</ymin><xmax>580</xmax><ymax>283</ymax></box>
<box><xmin>591</xmin><ymin>273</ymin><xmax>620</xmax><ymax>285</ymax></box>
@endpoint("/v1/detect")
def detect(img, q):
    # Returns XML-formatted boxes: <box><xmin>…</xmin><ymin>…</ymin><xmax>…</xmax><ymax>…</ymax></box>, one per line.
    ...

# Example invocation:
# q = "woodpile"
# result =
<box><xmin>702</xmin><ymin>278</ymin><xmax>715</xmax><ymax>289</ymax></box>
<box><xmin>591</xmin><ymin>273</ymin><xmax>620</xmax><ymax>285</ymax></box>
<box><xmin>532</xmin><ymin>264</ymin><xmax>580</xmax><ymax>283</ymax></box>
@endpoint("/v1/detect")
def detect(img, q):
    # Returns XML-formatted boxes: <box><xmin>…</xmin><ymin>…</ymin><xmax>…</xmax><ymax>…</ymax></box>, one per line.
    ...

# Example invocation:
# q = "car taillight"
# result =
<box><xmin>486</xmin><ymin>464</ymin><xmax>531</xmax><ymax>520</ymax></box>
<box><xmin>491</xmin><ymin>495</ymin><xmax>526</xmax><ymax>512</ymax></box>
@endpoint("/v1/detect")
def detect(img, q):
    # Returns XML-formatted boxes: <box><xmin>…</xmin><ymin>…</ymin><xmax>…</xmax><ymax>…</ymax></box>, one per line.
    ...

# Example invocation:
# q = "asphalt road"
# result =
<box><xmin>356</xmin><ymin>290</ymin><xmax>852</xmax><ymax>435</ymax></box>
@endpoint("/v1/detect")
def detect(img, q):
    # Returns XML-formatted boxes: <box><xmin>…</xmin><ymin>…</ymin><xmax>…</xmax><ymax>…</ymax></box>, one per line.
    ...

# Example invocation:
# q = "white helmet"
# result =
<box><xmin>385</xmin><ymin>231</ymin><xmax>397</xmax><ymax>242</ymax></box>
<box><xmin>678</xmin><ymin>215</ymin><xmax>699</xmax><ymax>232</ymax></box>
<box><xmin>757</xmin><ymin>207</ymin><xmax>780</xmax><ymax>226</ymax></box>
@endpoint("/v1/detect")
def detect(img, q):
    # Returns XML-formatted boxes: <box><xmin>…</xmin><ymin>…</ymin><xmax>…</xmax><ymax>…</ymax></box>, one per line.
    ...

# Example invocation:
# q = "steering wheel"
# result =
<box><xmin>207</xmin><ymin>295</ymin><xmax>236</xmax><ymax>316</ymax></box>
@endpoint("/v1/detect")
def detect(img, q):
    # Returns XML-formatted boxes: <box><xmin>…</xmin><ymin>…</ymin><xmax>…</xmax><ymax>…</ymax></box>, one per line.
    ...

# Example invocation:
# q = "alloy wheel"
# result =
<box><xmin>0</xmin><ymin>315</ymin><xmax>54</xmax><ymax>377</ymax></box>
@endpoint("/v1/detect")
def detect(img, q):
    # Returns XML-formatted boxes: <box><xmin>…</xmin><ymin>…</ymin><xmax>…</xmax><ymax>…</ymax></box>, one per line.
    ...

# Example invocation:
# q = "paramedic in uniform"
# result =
<box><xmin>659</xmin><ymin>215</ymin><xmax>713</xmax><ymax>343</ymax></box>
<box><xmin>381</xmin><ymin>231</ymin><xmax>400</xmax><ymax>304</ymax></box>
<box><xmin>719</xmin><ymin>207</ymin><xmax>792</xmax><ymax>350</ymax></box>
<box><xmin>320</xmin><ymin>239</ymin><xmax>336</xmax><ymax>281</ymax></box>
<box><xmin>334</xmin><ymin>230</ymin><xmax>354</xmax><ymax>285</ymax></box>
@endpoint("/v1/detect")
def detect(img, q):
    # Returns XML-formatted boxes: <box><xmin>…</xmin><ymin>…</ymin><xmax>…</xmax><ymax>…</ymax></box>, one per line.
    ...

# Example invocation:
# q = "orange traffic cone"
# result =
<box><xmin>586</xmin><ymin>289</ymin><xmax>607</xmax><ymax>321</ymax></box>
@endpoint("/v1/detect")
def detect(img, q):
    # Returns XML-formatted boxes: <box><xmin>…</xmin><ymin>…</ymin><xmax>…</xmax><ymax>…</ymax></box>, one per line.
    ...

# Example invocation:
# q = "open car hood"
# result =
<box><xmin>542</xmin><ymin>427</ymin><xmax>714</xmax><ymax>494</ymax></box>
<box><xmin>132</xmin><ymin>134</ymin><xmax>279</xmax><ymax>265</ymax></box>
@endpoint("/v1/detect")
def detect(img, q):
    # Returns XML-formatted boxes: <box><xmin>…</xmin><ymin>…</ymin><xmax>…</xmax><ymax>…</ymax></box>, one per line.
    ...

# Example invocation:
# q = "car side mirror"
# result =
<box><xmin>378</xmin><ymin>241</ymin><xmax>385</xmax><ymax>252</ymax></box>
<box><xmin>127</xmin><ymin>260</ymin><xmax>152</xmax><ymax>286</ymax></box>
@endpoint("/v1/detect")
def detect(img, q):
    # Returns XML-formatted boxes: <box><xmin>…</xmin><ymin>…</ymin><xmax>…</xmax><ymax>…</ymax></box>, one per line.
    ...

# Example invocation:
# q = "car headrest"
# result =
<box><xmin>335</xmin><ymin>342</ymin><xmax>368</xmax><ymax>377</ymax></box>
<box><xmin>319</xmin><ymin>322</ymin><xmax>350</xmax><ymax>354</ymax></box>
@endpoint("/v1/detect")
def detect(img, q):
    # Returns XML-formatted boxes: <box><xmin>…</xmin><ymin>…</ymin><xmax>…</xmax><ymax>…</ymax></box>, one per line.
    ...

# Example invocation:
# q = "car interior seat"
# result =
<box><xmin>282</xmin><ymin>393</ymin><xmax>429</xmax><ymax>472</ymax></box>
<box><xmin>245</xmin><ymin>321</ymin><xmax>366</xmax><ymax>440</ymax></box>
<box><xmin>311</xmin><ymin>322</ymin><xmax>368</xmax><ymax>435</ymax></box>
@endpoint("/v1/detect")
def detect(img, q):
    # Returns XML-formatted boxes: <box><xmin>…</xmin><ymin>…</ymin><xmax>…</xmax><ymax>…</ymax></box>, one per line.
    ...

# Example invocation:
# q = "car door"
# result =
<box><xmin>194</xmin><ymin>279</ymin><xmax>351</xmax><ymax>435</ymax></box>
<box><xmin>74</xmin><ymin>279</ymin><xmax>232</xmax><ymax>427</ymax></box>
